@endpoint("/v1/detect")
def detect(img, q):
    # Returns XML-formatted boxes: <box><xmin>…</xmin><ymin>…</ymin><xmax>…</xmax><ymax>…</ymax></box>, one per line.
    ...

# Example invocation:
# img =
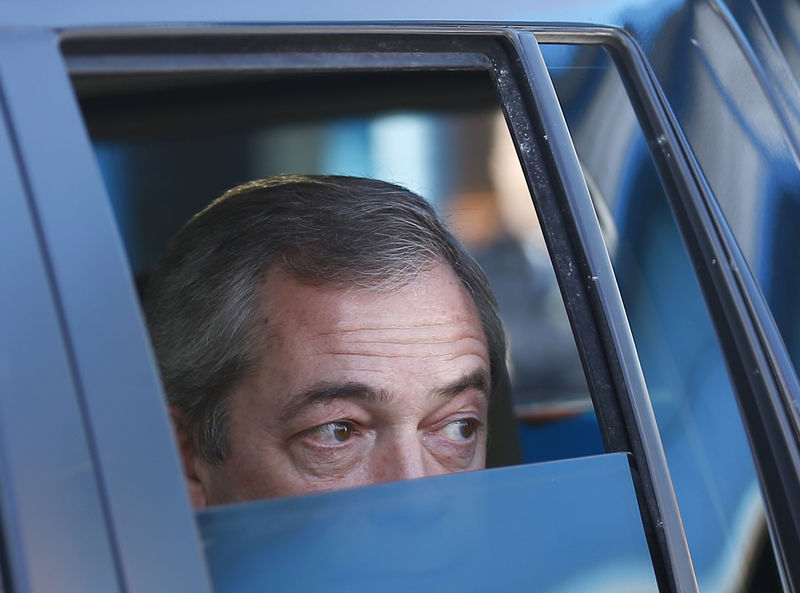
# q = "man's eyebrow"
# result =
<box><xmin>279</xmin><ymin>382</ymin><xmax>390</xmax><ymax>425</ymax></box>
<box><xmin>279</xmin><ymin>368</ymin><xmax>490</xmax><ymax>424</ymax></box>
<box><xmin>435</xmin><ymin>368</ymin><xmax>491</xmax><ymax>400</ymax></box>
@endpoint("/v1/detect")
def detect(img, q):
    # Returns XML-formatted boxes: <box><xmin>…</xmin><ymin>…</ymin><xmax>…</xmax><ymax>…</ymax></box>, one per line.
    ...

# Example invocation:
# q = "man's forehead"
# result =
<box><xmin>245</xmin><ymin>262</ymin><xmax>490</xmax><ymax>396</ymax></box>
<box><xmin>258</xmin><ymin>261</ymin><xmax>483</xmax><ymax>334</ymax></box>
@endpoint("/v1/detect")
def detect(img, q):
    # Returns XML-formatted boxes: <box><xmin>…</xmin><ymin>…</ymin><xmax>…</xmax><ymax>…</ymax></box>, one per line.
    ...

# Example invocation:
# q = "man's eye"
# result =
<box><xmin>440</xmin><ymin>419</ymin><xmax>477</xmax><ymax>441</ymax></box>
<box><xmin>311</xmin><ymin>421</ymin><xmax>354</xmax><ymax>444</ymax></box>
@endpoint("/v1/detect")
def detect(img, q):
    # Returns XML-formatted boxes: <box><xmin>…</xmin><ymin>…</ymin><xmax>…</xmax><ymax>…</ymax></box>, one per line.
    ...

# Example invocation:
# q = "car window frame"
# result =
<box><xmin>0</xmin><ymin>29</ymin><xmax>214</xmax><ymax>593</ymax></box>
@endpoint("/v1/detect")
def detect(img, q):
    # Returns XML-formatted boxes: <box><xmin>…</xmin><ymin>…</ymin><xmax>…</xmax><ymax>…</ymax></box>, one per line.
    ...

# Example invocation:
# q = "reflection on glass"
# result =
<box><xmin>541</xmin><ymin>43</ymin><xmax>777</xmax><ymax>591</ymax></box>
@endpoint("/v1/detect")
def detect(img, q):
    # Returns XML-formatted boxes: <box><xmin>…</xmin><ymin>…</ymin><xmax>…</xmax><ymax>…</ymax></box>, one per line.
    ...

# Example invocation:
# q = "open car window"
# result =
<box><xmin>70</xmin><ymin>36</ymin><xmax>604</xmax><ymax>468</ymax></box>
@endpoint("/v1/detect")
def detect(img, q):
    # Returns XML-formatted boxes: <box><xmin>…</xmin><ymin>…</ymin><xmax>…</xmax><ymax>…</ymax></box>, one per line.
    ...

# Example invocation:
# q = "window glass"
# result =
<box><xmin>75</xmin><ymin>67</ymin><xmax>602</xmax><ymax>466</ymax></box>
<box><xmin>198</xmin><ymin>454</ymin><xmax>657</xmax><ymax>593</ymax></box>
<box><xmin>756</xmin><ymin>0</ymin><xmax>800</xmax><ymax>84</ymax></box>
<box><xmin>648</xmin><ymin>0</ymin><xmax>800</xmax><ymax>381</ymax></box>
<box><xmin>541</xmin><ymin>43</ymin><xmax>781</xmax><ymax>592</ymax></box>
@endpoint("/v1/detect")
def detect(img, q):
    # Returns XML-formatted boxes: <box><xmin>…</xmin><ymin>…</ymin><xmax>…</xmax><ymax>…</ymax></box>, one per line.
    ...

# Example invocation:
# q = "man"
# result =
<box><xmin>145</xmin><ymin>174</ymin><xmax>512</xmax><ymax>507</ymax></box>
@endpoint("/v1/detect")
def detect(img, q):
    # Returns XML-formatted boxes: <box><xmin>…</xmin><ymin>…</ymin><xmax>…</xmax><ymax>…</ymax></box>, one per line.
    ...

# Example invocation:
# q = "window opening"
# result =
<box><xmin>61</xmin><ymin>32</ymin><xmax>670</xmax><ymax>593</ymax></box>
<box><xmin>75</xmin><ymin>64</ymin><xmax>602</xmax><ymax>468</ymax></box>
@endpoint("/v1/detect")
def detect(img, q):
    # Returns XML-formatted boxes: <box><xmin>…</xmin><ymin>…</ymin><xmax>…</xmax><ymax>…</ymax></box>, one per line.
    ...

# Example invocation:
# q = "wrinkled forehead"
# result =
<box><xmin>252</xmin><ymin>261</ymin><xmax>487</xmax><ymax>350</ymax></box>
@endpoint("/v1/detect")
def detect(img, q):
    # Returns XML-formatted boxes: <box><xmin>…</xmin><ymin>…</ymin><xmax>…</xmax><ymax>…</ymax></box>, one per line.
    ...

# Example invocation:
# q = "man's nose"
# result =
<box><xmin>370</xmin><ymin>432</ymin><xmax>439</xmax><ymax>483</ymax></box>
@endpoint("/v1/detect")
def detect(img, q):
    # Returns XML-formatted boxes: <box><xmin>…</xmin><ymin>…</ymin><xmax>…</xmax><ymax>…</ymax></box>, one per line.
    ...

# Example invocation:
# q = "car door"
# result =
<box><xmin>1</xmin><ymin>21</ymin><xmax>798</xmax><ymax>593</ymax></box>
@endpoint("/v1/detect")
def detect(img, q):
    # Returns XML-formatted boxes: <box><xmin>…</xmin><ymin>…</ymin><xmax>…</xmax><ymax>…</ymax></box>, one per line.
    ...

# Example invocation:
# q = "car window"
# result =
<box><xmin>56</xmin><ymin>30</ymin><xmax>673</xmax><ymax>591</ymax></box>
<box><xmin>73</xmin><ymin>52</ymin><xmax>603</xmax><ymax>467</ymax></box>
<box><xmin>540</xmin><ymin>42</ymin><xmax>782</xmax><ymax>592</ymax></box>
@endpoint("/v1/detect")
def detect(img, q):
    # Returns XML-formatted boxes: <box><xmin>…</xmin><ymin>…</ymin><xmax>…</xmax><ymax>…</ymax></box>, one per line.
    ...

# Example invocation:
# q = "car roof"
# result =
<box><xmin>1</xmin><ymin>0</ymin><xmax>655</xmax><ymax>29</ymax></box>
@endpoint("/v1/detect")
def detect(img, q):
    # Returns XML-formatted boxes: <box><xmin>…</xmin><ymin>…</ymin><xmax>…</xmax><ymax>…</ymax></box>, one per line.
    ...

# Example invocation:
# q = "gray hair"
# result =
<box><xmin>144</xmin><ymin>174</ymin><xmax>505</xmax><ymax>463</ymax></box>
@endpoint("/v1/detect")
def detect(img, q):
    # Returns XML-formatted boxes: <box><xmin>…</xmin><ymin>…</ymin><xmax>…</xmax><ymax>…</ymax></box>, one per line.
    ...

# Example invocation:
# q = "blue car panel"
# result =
<box><xmin>200</xmin><ymin>454</ymin><xmax>657</xmax><ymax>593</ymax></box>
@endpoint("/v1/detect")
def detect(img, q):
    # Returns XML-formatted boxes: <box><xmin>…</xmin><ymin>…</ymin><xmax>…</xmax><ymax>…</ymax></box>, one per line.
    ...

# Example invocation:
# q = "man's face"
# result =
<box><xmin>181</xmin><ymin>261</ymin><xmax>491</xmax><ymax>506</ymax></box>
